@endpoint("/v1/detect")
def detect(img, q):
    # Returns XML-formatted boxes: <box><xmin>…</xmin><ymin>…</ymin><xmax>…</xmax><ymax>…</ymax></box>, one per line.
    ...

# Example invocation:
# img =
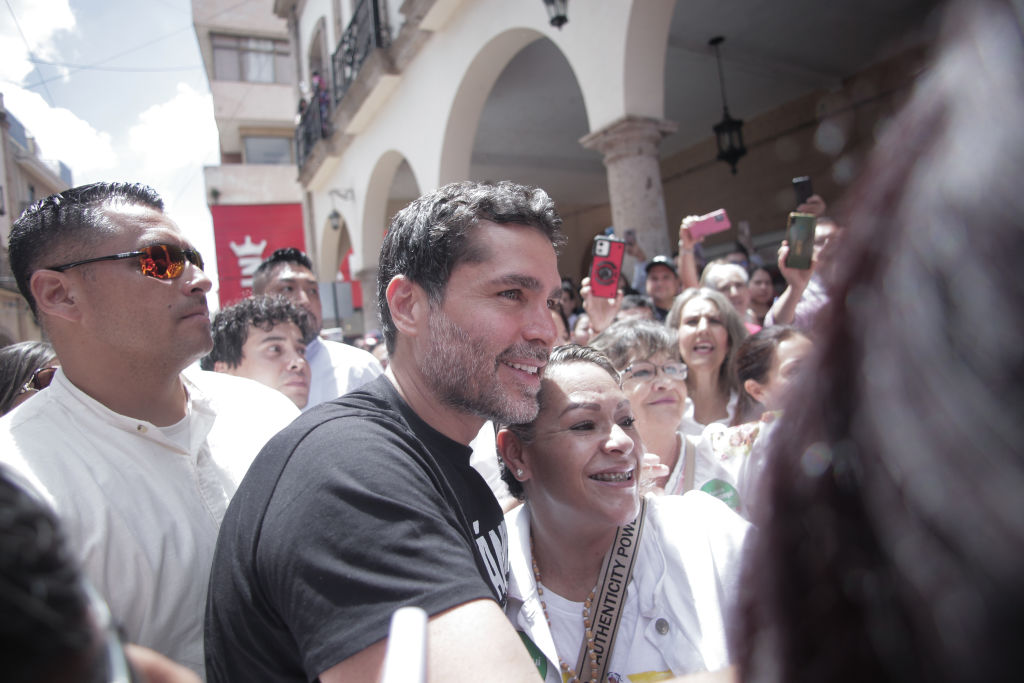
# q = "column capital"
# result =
<box><xmin>579</xmin><ymin>116</ymin><xmax>677</xmax><ymax>163</ymax></box>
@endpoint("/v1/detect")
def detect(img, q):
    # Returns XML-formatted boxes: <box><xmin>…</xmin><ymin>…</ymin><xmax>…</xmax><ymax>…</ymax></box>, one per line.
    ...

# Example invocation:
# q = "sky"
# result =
<box><xmin>1</xmin><ymin>0</ymin><xmax>224</xmax><ymax>294</ymax></box>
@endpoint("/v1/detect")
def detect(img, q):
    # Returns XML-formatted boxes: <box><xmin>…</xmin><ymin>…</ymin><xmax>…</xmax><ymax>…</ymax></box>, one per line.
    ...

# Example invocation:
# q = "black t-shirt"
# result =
<box><xmin>205</xmin><ymin>376</ymin><xmax>508</xmax><ymax>682</ymax></box>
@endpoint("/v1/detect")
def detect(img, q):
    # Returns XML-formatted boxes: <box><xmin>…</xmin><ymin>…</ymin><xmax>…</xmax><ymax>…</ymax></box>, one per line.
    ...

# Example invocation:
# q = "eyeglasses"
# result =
<box><xmin>47</xmin><ymin>244</ymin><xmax>204</xmax><ymax>280</ymax></box>
<box><xmin>622</xmin><ymin>361</ymin><xmax>687</xmax><ymax>385</ymax></box>
<box><xmin>19</xmin><ymin>365</ymin><xmax>58</xmax><ymax>395</ymax></box>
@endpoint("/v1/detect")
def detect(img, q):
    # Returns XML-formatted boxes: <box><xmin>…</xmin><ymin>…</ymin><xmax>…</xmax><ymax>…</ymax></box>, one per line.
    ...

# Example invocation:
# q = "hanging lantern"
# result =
<box><xmin>542</xmin><ymin>0</ymin><xmax>568</xmax><ymax>29</ymax></box>
<box><xmin>709</xmin><ymin>36</ymin><xmax>746</xmax><ymax>174</ymax></box>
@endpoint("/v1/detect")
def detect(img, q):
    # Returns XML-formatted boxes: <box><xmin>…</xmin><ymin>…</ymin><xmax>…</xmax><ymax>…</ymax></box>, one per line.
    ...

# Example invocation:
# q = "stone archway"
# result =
<box><xmin>356</xmin><ymin>150</ymin><xmax>421</xmax><ymax>331</ymax></box>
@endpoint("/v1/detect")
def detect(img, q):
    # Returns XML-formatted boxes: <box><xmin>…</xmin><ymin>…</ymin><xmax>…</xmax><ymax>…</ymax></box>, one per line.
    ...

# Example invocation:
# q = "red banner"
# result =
<box><xmin>210</xmin><ymin>203</ymin><xmax>363</xmax><ymax>310</ymax></box>
<box><xmin>211</xmin><ymin>203</ymin><xmax>305</xmax><ymax>307</ymax></box>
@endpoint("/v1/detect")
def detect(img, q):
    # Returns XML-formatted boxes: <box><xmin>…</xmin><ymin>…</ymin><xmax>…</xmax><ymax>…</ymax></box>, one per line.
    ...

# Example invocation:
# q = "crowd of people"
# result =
<box><xmin>0</xmin><ymin>0</ymin><xmax>1021</xmax><ymax>680</ymax></box>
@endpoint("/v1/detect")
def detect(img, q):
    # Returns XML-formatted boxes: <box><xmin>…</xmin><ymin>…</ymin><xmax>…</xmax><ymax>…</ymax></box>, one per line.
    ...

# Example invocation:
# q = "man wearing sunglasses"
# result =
<box><xmin>0</xmin><ymin>182</ymin><xmax>299</xmax><ymax>677</ymax></box>
<box><xmin>251</xmin><ymin>247</ymin><xmax>382</xmax><ymax>409</ymax></box>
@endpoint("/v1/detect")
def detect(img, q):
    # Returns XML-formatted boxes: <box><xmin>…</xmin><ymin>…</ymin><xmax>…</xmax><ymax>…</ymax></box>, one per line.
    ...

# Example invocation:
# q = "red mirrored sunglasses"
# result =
<box><xmin>47</xmin><ymin>244</ymin><xmax>204</xmax><ymax>280</ymax></box>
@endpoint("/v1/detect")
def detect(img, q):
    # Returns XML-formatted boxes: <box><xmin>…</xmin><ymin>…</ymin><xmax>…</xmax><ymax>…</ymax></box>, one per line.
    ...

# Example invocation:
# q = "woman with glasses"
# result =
<box><xmin>0</xmin><ymin>341</ymin><xmax>58</xmax><ymax>415</ymax></box>
<box><xmin>497</xmin><ymin>345</ymin><xmax>748</xmax><ymax>682</ymax></box>
<box><xmin>590</xmin><ymin>320</ymin><xmax>693</xmax><ymax>495</ymax></box>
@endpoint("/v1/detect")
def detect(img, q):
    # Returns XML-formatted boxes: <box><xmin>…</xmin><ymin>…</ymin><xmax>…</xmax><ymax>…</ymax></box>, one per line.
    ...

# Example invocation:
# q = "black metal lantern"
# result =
<box><xmin>542</xmin><ymin>0</ymin><xmax>568</xmax><ymax>29</ymax></box>
<box><xmin>709</xmin><ymin>36</ymin><xmax>746</xmax><ymax>174</ymax></box>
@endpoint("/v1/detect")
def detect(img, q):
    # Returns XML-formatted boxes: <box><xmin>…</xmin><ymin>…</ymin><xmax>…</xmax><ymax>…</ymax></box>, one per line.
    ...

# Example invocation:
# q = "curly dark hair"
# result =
<box><xmin>200</xmin><ymin>295</ymin><xmax>317</xmax><ymax>370</ymax></box>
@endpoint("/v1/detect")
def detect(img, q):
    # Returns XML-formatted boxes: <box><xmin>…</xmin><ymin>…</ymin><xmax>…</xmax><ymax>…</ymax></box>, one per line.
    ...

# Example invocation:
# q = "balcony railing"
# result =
<box><xmin>295</xmin><ymin>95</ymin><xmax>327</xmax><ymax>170</ymax></box>
<box><xmin>295</xmin><ymin>0</ymin><xmax>388</xmax><ymax>171</ymax></box>
<box><xmin>331</xmin><ymin>0</ymin><xmax>388</xmax><ymax>106</ymax></box>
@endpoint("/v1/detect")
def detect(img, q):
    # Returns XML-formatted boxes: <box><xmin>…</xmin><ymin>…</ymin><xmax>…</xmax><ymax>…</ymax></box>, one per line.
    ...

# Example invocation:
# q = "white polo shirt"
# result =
<box><xmin>304</xmin><ymin>336</ymin><xmax>383</xmax><ymax>409</ymax></box>
<box><xmin>0</xmin><ymin>367</ymin><xmax>299</xmax><ymax>677</ymax></box>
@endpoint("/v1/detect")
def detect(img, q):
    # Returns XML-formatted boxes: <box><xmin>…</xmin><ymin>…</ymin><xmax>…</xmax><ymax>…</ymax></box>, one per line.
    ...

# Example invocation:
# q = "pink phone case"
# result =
<box><xmin>688</xmin><ymin>209</ymin><xmax>731</xmax><ymax>239</ymax></box>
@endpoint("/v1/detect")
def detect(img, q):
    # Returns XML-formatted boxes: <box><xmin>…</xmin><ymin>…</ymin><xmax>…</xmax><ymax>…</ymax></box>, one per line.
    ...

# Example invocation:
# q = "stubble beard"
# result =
<box><xmin>423</xmin><ymin>309</ymin><xmax>545</xmax><ymax>424</ymax></box>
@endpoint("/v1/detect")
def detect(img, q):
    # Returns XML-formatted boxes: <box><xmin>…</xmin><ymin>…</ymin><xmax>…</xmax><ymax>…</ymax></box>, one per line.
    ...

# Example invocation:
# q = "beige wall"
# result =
<box><xmin>556</xmin><ymin>46</ymin><xmax>929</xmax><ymax>273</ymax></box>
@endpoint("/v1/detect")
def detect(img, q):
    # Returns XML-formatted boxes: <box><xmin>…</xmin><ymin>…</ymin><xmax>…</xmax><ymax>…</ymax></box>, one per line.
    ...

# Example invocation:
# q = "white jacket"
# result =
<box><xmin>505</xmin><ymin>492</ymin><xmax>750</xmax><ymax>681</ymax></box>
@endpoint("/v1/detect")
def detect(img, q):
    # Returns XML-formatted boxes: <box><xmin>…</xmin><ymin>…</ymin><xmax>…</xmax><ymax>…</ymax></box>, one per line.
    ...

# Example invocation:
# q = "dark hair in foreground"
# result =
<box><xmin>499</xmin><ymin>345</ymin><xmax>619</xmax><ymax>500</ymax></box>
<box><xmin>730</xmin><ymin>325</ymin><xmax>805</xmax><ymax>426</ymax></box>
<box><xmin>0</xmin><ymin>342</ymin><xmax>57</xmax><ymax>415</ymax></box>
<box><xmin>251</xmin><ymin>247</ymin><xmax>315</xmax><ymax>295</ymax></box>
<box><xmin>734</xmin><ymin>2</ymin><xmax>1024</xmax><ymax>681</ymax></box>
<box><xmin>8</xmin><ymin>182</ymin><xmax>164</xmax><ymax>317</ymax></box>
<box><xmin>0</xmin><ymin>475</ymin><xmax>96</xmax><ymax>682</ymax></box>
<box><xmin>200</xmin><ymin>296</ymin><xmax>317</xmax><ymax>370</ymax></box>
<box><xmin>377</xmin><ymin>181</ymin><xmax>565</xmax><ymax>354</ymax></box>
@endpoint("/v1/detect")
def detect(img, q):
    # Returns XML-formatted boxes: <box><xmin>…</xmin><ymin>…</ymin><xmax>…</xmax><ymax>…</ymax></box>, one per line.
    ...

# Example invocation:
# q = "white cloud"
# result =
<box><xmin>0</xmin><ymin>0</ymin><xmax>75</xmax><ymax>83</ymax></box>
<box><xmin>120</xmin><ymin>83</ymin><xmax>221</xmax><ymax>298</ymax></box>
<box><xmin>0</xmin><ymin>84</ymin><xmax>116</xmax><ymax>172</ymax></box>
<box><xmin>128</xmin><ymin>82</ymin><xmax>218</xmax><ymax>175</ymax></box>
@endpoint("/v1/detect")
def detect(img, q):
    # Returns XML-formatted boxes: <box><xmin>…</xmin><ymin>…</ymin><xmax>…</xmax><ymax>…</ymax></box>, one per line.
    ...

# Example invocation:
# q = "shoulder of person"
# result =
<box><xmin>319</xmin><ymin>338</ymin><xmax>382</xmax><ymax>366</ymax></box>
<box><xmin>183</xmin><ymin>367</ymin><xmax>300</xmax><ymax>419</ymax></box>
<box><xmin>646</xmin><ymin>491</ymin><xmax>750</xmax><ymax>543</ymax></box>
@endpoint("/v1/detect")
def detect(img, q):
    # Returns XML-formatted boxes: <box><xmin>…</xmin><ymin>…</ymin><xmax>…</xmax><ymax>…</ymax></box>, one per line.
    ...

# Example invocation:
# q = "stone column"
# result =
<box><xmin>580</xmin><ymin>116</ymin><xmax>677</xmax><ymax>260</ymax></box>
<box><xmin>355</xmin><ymin>266</ymin><xmax>380</xmax><ymax>334</ymax></box>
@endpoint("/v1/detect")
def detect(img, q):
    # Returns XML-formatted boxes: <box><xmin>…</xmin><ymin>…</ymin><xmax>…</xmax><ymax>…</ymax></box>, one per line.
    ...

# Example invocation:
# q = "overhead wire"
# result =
<box><xmin>4</xmin><ymin>0</ymin><xmax>56</xmax><ymax>105</ymax></box>
<box><xmin>17</xmin><ymin>0</ymin><xmax>256</xmax><ymax>90</ymax></box>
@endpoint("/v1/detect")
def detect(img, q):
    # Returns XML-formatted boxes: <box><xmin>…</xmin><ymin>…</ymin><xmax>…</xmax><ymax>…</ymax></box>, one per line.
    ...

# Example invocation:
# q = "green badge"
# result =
<box><xmin>700</xmin><ymin>479</ymin><xmax>740</xmax><ymax>510</ymax></box>
<box><xmin>517</xmin><ymin>631</ymin><xmax>548</xmax><ymax>679</ymax></box>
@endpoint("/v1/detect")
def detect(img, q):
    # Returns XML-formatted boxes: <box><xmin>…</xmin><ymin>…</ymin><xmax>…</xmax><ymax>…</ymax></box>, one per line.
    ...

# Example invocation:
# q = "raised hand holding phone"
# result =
<box><xmin>784</xmin><ymin>213</ymin><xmax>817</xmax><ymax>270</ymax></box>
<box><xmin>590</xmin><ymin>235</ymin><xmax>626</xmax><ymax>299</ymax></box>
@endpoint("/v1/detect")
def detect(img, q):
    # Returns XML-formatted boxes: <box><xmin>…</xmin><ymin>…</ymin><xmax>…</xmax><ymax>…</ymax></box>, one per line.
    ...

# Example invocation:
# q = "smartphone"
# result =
<box><xmin>688</xmin><ymin>209</ymin><xmax>731</xmax><ymax>240</ymax></box>
<box><xmin>590</xmin><ymin>236</ymin><xmax>625</xmax><ymax>298</ymax></box>
<box><xmin>624</xmin><ymin>229</ymin><xmax>636</xmax><ymax>246</ymax></box>
<box><xmin>793</xmin><ymin>176</ymin><xmax>814</xmax><ymax>206</ymax></box>
<box><xmin>785</xmin><ymin>212</ymin><xmax>817</xmax><ymax>269</ymax></box>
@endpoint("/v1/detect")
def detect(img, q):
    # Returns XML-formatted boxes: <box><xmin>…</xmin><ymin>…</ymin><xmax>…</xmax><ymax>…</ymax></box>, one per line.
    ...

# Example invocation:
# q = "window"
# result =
<box><xmin>212</xmin><ymin>34</ymin><xmax>293</xmax><ymax>84</ymax></box>
<box><xmin>243</xmin><ymin>137</ymin><xmax>294</xmax><ymax>164</ymax></box>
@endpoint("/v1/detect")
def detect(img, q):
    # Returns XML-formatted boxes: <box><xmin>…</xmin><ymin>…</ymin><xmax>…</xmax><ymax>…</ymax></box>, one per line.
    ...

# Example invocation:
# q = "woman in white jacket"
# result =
<box><xmin>497</xmin><ymin>345</ymin><xmax>749</xmax><ymax>683</ymax></box>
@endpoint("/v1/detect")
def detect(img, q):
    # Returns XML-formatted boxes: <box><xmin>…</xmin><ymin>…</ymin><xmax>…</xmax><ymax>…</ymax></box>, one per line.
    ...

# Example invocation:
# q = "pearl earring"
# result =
<box><xmin>516</xmin><ymin>468</ymin><xmax>523</xmax><ymax>477</ymax></box>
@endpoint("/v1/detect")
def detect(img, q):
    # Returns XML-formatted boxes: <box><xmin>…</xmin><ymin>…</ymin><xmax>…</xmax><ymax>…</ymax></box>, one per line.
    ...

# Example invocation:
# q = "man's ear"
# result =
<box><xmin>496</xmin><ymin>429</ymin><xmax>530</xmax><ymax>483</ymax></box>
<box><xmin>385</xmin><ymin>275</ymin><xmax>428</xmax><ymax>338</ymax></box>
<box><xmin>30</xmin><ymin>270</ymin><xmax>80</xmax><ymax>323</ymax></box>
<box><xmin>744</xmin><ymin>378</ymin><xmax>768</xmax><ymax>405</ymax></box>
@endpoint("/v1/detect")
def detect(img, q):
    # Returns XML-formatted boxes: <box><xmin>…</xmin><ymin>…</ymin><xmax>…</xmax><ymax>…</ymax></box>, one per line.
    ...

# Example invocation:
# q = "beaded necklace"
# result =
<box><xmin>530</xmin><ymin>537</ymin><xmax>598</xmax><ymax>683</ymax></box>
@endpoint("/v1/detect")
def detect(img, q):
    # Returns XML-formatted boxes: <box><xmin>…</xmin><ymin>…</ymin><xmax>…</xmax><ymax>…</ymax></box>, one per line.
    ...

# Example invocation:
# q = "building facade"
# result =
<box><xmin>272</xmin><ymin>0</ymin><xmax>938</xmax><ymax>331</ymax></box>
<box><xmin>192</xmin><ymin>0</ymin><xmax>309</xmax><ymax>311</ymax></box>
<box><xmin>0</xmin><ymin>93</ymin><xmax>72</xmax><ymax>345</ymax></box>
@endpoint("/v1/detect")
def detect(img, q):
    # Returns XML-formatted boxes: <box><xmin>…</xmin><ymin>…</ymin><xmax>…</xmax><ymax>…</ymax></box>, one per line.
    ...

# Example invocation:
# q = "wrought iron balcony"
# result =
<box><xmin>295</xmin><ymin>97</ymin><xmax>327</xmax><ymax>170</ymax></box>
<box><xmin>331</xmin><ymin>0</ymin><xmax>388</xmax><ymax>106</ymax></box>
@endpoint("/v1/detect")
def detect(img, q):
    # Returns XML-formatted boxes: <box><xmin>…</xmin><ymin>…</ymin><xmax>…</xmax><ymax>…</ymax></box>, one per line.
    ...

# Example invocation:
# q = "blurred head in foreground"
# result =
<box><xmin>735</xmin><ymin>1</ymin><xmax>1024</xmax><ymax>681</ymax></box>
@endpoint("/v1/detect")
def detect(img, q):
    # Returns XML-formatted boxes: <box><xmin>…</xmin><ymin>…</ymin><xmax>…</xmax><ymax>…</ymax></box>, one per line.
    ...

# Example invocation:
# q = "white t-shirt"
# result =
<box><xmin>0</xmin><ymin>367</ymin><xmax>299</xmax><ymax>676</ymax></box>
<box><xmin>542</xmin><ymin>581</ymin><xmax>673</xmax><ymax>681</ymax></box>
<box><xmin>679</xmin><ymin>391</ymin><xmax>739</xmax><ymax>437</ymax></box>
<box><xmin>304</xmin><ymin>336</ymin><xmax>383</xmax><ymax>409</ymax></box>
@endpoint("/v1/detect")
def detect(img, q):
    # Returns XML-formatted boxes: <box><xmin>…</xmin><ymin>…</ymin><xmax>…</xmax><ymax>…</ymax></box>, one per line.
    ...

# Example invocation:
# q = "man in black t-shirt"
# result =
<box><xmin>205</xmin><ymin>181</ymin><xmax>565</xmax><ymax>682</ymax></box>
